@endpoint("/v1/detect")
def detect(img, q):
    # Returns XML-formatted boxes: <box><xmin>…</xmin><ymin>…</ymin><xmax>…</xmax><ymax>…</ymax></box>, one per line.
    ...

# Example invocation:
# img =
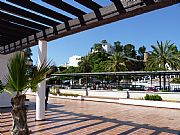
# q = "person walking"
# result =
<box><xmin>45</xmin><ymin>80</ymin><xmax>50</xmax><ymax>110</ymax></box>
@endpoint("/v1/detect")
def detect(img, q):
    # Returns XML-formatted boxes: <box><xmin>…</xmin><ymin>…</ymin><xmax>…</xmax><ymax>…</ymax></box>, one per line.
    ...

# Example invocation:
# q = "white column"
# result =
<box><xmin>36</xmin><ymin>40</ymin><xmax>47</xmax><ymax>120</ymax></box>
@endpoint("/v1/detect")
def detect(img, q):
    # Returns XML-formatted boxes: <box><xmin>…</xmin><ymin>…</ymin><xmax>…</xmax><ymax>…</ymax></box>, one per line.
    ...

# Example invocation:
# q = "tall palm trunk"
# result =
<box><xmin>163</xmin><ymin>74</ymin><xmax>166</xmax><ymax>90</ymax></box>
<box><xmin>11</xmin><ymin>94</ymin><xmax>30</xmax><ymax>135</ymax></box>
<box><xmin>163</xmin><ymin>61</ymin><xmax>166</xmax><ymax>90</ymax></box>
<box><xmin>85</xmin><ymin>76</ymin><xmax>88</xmax><ymax>96</ymax></box>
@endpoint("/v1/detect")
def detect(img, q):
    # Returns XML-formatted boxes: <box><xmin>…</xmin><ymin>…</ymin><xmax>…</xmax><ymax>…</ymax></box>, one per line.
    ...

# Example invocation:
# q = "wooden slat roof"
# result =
<box><xmin>0</xmin><ymin>0</ymin><xmax>179</xmax><ymax>54</ymax></box>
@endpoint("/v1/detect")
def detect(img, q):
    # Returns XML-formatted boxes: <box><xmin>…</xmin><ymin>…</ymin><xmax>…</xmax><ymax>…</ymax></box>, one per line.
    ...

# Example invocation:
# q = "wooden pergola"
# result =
<box><xmin>0</xmin><ymin>0</ymin><xmax>180</xmax><ymax>120</ymax></box>
<box><xmin>0</xmin><ymin>0</ymin><xmax>179</xmax><ymax>54</ymax></box>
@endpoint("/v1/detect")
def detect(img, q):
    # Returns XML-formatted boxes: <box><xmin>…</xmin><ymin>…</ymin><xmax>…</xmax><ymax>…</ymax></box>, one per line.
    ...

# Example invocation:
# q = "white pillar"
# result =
<box><xmin>36</xmin><ymin>40</ymin><xmax>47</xmax><ymax>120</ymax></box>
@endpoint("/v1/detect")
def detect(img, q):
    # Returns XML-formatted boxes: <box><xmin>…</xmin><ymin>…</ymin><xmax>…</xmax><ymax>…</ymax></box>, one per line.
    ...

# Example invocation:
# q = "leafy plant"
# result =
<box><xmin>50</xmin><ymin>86</ymin><xmax>59</xmax><ymax>95</ymax></box>
<box><xmin>1</xmin><ymin>53</ymin><xmax>51</xmax><ymax>135</ymax></box>
<box><xmin>144</xmin><ymin>94</ymin><xmax>162</xmax><ymax>101</ymax></box>
<box><xmin>171</xmin><ymin>77</ymin><xmax>180</xmax><ymax>84</ymax></box>
<box><xmin>59</xmin><ymin>93</ymin><xmax>80</xmax><ymax>97</ymax></box>
<box><xmin>146</xmin><ymin>41</ymin><xmax>180</xmax><ymax>70</ymax></box>
<box><xmin>107</xmin><ymin>52</ymin><xmax>126</xmax><ymax>72</ymax></box>
<box><xmin>146</xmin><ymin>41</ymin><xmax>180</xmax><ymax>90</ymax></box>
<box><xmin>78</xmin><ymin>56</ymin><xmax>92</xmax><ymax>73</ymax></box>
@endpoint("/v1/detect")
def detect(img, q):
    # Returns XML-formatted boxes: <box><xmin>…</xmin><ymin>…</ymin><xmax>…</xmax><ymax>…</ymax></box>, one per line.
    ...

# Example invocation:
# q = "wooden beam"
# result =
<box><xmin>1</xmin><ymin>0</ymin><xmax>180</xmax><ymax>54</ymax></box>
<box><xmin>75</xmin><ymin>0</ymin><xmax>103</xmax><ymax>20</ymax></box>
<box><xmin>110</xmin><ymin>0</ymin><xmax>126</xmax><ymax>13</ymax></box>
<box><xmin>0</xmin><ymin>1</ymin><xmax>60</xmax><ymax>27</ymax></box>
<box><xmin>7</xmin><ymin>0</ymin><xmax>72</xmax><ymax>22</ymax></box>
<box><xmin>43</xmin><ymin>0</ymin><xmax>86</xmax><ymax>17</ymax></box>
<box><xmin>0</xmin><ymin>11</ymin><xmax>49</xmax><ymax>30</ymax></box>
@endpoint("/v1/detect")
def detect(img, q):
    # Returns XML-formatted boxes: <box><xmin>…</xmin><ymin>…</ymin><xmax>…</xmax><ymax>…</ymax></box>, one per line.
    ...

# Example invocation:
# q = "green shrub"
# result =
<box><xmin>171</xmin><ymin>77</ymin><xmax>180</xmax><ymax>84</ymax></box>
<box><xmin>160</xmin><ymin>89</ymin><xmax>170</xmax><ymax>92</ymax></box>
<box><xmin>144</xmin><ymin>94</ymin><xmax>149</xmax><ymax>100</ymax></box>
<box><xmin>50</xmin><ymin>86</ymin><xmax>59</xmax><ymax>95</ymax></box>
<box><xmin>50</xmin><ymin>91</ymin><xmax>80</xmax><ymax>97</ymax></box>
<box><xmin>144</xmin><ymin>94</ymin><xmax>162</xmax><ymax>101</ymax></box>
<box><xmin>59</xmin><ymin>93</ymin><xmax>80</xmax><ymax>97</ymax></box>
<box><xmin>50</xmin><ymin>91</ymin><xmax>57</xmax><ymax>95</ymax></box>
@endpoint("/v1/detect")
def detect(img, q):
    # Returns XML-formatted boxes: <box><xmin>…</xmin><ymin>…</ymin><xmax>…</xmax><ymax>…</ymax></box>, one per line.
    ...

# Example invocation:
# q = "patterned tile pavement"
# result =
<box><xmin>1</xmin><ymin>95</ymin><xmax>180</xmax><ymax>135</ymax></box>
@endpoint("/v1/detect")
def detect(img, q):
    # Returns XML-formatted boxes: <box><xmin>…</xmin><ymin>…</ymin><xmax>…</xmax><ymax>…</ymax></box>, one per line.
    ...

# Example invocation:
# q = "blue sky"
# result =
<box><xmin>31</xmin><ymin>2</ymin><xmax>180</xmax><ymax>66</ymax></box>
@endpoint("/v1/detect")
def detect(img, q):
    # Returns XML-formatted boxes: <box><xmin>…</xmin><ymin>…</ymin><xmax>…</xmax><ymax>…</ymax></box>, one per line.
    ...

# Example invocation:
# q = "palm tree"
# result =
<box><xmin>113</xmin><ymin>41</ymin><xmax>123</xmax><ymax>53</ymax></box>
<box><xmin>78</xmin><ymin>56</ymin><xmax>92</xmax><ymax>73</ymax></box>
<box><xmin>93</xmin><ymin>43</ymin><xmax>104</xmax><ymax>52</ymax></box>
<box><xmin>78</xmin><ymin>56</ymin><xmax>92</xmax><ymax>96</ymax></box>
<box><xmin>107</xmin><ymin>52</ymin><xmax>126</xmax><ymax>89</ymax></box>
<box><xmin>1</xmin><ymin>53</ymin><xmax>51</xmax><ymax>135</ymax></box>
<box><xmin>146</xmin><ymin>41</ymin><xmax>180</xmax><ymax>90</ymax></box>
<box><xmin>107</xmin><ymin>52</ymin><xmax>126</xmax><ymax>72</ymax></box>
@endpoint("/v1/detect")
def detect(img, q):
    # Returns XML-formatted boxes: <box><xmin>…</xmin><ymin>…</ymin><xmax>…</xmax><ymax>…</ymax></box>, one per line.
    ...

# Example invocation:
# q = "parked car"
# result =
<box><xmin>174</xmin><ymin>88</ymin><xmax>180</xmax><ymax>92</ymax></box>
<box><xmin>129</xmin><ymin>85</ymin><xmax>145</xmax><ymax>91</ymax></box>
<box><xmin>145</xmin><ymin>87</ymin><xmax>158</xmax><ymax>92</ymax></box>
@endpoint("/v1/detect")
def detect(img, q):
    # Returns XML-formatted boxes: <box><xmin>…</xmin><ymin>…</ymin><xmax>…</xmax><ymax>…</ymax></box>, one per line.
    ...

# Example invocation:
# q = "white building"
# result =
<box><xmin>102</xmin><ymin>43</ymin><xmax>113</xmax><ymax>54</ymax></box>
<box><xmin>67</xmin><ymin>55</ymin><xmax>81</xmax><ymax>67</ymax></box>
<box><xmin>91</xmin><ymin>42</ymin><xmax>114</xmax><ymax>54</ymax></box>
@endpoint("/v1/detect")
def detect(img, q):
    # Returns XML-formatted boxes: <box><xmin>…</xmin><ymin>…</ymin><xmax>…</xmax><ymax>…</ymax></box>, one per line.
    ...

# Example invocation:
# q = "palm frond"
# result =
<box><xmin>30</xmin><ymin>60</ymin><xmax>52</xmax><ymax>92</ymax></box>
<box><xmin>5</xmin><ymin>53</ymin><xmax>29</xmax><ymax>94</ymax></box>
<box><xmin>146</xmin><ymin>41</ymin><xmax>180</xmax><ymax>71</ymax></box>
<box><xmin>108</xmin><ymin>52</ymin><xmax>126</xmax><ymax>72</ymax></box>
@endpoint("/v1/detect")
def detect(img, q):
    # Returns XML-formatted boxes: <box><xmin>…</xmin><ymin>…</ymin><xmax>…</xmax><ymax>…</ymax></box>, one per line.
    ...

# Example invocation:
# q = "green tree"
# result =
<box><xmin>124</xmin><ymin>44</ymin><xmax>136</xmax><ymax>58</ymax></box>
<box><xmin>78</xmin><ymin>56</ymin><xmax>92</xmax><ymax>73</ymax></box>
<box><xmin>24</xmin><ymin>48</ymin><xmax>34</xmax><ymax>79</ymax></box>
<box><xmin>1</xmin><ymin>53</ymin><xmax>51</xmax><ymax>134</ymax></box>
<box><xmin>125</xmin><ymin>60</ymin><xmax>145</xmax><ymax>71</ymax></box>
<box><xmin>78</xmin><ymin>56</ymin><xmax>92</xmax><ymax>96</ymax></box>
<box><xmin>146</xmin><ymin>41</ymin><xmax>180</xmax><ymax>89</ymax></box>
<box><xmin>62</xmin><ymin>66</ymin><xmax>79</xmax><ymax>73</ymax></box>
<box><xmin>101</xmin><ymin>40</ymin><xmax>108</xmax><ymax>45</ymax></box>
<box><xmin>58</xmin><ymin>66</ymin><xmax>66</xmax><ymax>72</ymax></box>
<box><xmin>146</xmin><ymin>41</ymin><xmax>180</xmax><ymax>70</ymax></box>
<box><xmin>93</xmin><ymin>43</ymin><xmax>103</xmax><ymax>52</ymax></box>
<box><xmin>107</xmin><ymin>52</ymin><xmax>126</xmax><ymax>72</ymax></box>
<box><xmin>89</xmin><ymin>52</ymin><xmax>110</xmax><ymax>65</ymax></box>
<box><xmin>113</xmin><ymin>41</ymin><xmax>123</xmax><ymax>53</ymax></box>
<box><xmin>92</xmin><ymin>61</ymin><xmax>109</xmax><ymax>72</ymax></box>
<box><xmin>137</xmin><ymin>45</ymin><xmax>146</xmax><ymax>60</ymax></box>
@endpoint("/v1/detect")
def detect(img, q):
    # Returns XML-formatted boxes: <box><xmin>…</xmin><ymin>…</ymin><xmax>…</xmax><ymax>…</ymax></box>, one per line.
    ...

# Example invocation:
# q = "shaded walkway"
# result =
<box><xmin>1</xmin><ymin>95</ymin><xmax>180</xmax><ymax>135</ymax></box>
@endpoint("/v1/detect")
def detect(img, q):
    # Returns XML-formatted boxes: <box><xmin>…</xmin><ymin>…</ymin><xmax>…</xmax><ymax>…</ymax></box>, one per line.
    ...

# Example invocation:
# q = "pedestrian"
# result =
<box><xmin>127</xmin><ymin>90</ymin><xmax>130</xmax><ymax>99</ymax></box>
<box><xmin>45</xmin><ymin>84</ymin><xmax>50</xmax><ymax>110</ymax></box>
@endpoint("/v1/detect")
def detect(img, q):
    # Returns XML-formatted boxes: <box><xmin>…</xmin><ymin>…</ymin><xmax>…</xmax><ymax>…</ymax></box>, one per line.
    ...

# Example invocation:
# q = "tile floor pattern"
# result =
<box><xmin>1</xmin><ymin>95</ymin><xmax>180</xmax><ymax>135</ymax></box>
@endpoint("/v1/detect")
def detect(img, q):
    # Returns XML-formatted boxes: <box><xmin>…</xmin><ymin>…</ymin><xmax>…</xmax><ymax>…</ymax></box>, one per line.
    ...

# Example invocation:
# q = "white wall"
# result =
<box><xmin>0</xmin><ymin>54</ymin><xmax>11</xmax><ymax>84</ymax></box>
<box><xmin>102</xmin><ymin>43</ymin><xmax>113</xmax><ymax>54</ymax></box>
<box><xmin>68</xmin><ymin>55</ymin><xmax>81</xmax><ymax>67</ymax></box>
<box><xmin>0</xmin><ymin>53</ymin><xmax>14</xmax><ymax>107</ymax></box>
<box><xmin>59</xmin><ymin>89</ymin><xmax>180</xmax><ymax>101</ymax></box>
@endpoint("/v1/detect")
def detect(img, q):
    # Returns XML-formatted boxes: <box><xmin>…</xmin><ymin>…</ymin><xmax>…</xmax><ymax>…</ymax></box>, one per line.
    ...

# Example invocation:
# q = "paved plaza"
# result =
<box><xmin>1</xmin><ymin>95</ymin><xmax>180</xmax><ymax>135</ymax></box>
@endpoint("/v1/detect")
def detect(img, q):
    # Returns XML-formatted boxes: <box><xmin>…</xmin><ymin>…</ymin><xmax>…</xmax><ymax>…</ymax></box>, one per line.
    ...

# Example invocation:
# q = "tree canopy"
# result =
<box><xmin>57</xmin><ymin>40</ymin><xmax>179</xmax><ymax>74</ymax></box>
<box><xmin>145</xmin><ymin>41</ymin><xmax>180</xmax><ymax>71</ymax></box>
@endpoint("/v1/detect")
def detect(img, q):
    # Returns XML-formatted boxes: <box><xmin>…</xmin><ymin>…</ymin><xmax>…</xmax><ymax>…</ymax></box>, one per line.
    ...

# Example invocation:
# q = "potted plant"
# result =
<box><xmin>0</xmin><ymin>53</ymin><xmax>51</xmax><ymax>135</ymax></box>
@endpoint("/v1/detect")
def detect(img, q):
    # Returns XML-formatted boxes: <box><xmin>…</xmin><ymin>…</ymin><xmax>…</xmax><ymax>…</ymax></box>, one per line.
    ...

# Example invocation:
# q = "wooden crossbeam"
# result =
<box><xmin>7</xmin><ymin>0</ymin><xmax>72</xmax><ymax>23</ymax></box>
<box><xmin>0</xmin><ymin>1</ymin><xmax>60</xmax><ymax>27</ymax></box>
<box><xmin>0</xmin><ymin>0</ymin><xmax>179</xmax><ymax>54</ymax></box>
<box><xmin>0</xmin><ymin>11</ymin><xmax>49</xmax><ymax>30</ymax></box>
<box><xmin>43</xmin><ymin>0</ymin><xmax>86</xmax><ymax>17</ymax></box>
